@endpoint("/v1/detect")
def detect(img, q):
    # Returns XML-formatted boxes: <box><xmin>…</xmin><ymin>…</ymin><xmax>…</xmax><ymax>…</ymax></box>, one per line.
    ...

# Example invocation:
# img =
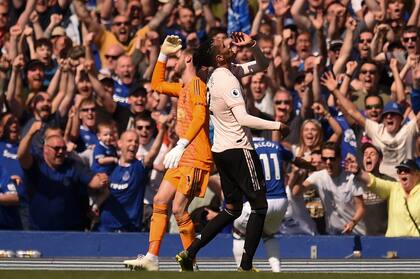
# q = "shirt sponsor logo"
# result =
<box><xmin>110</xmin><ymin>183</ymin><xmax>129</xmax><ymax>190</ymax></box>
<box><xmin>113</xmin><ymin>95</ymin><xmax>129</xmax><ymax>104</ymax></box>
<box><xmin>3</xmin><ymin>150</ymin><xmax>17</xmax><ymax>160</ymax></box>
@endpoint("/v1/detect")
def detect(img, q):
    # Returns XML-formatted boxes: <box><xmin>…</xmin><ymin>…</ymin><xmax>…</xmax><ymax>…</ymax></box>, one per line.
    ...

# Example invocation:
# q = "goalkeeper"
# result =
<box><xmin>123</xmin><ymin>35</ymin><xmax>213</xmax><ymax>271</ymax></box>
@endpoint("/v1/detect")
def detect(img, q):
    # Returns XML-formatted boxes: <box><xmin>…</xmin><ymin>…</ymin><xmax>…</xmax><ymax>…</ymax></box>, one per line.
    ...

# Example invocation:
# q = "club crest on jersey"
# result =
<box><xmin>122</xmin><ymin>171</ymin><xmax>130</xmax><ymax>182</ymax></box>
<box><xmin>7</xmin><ymin>183</ymin><xmax>16</xmax><ymax>192</ymax></box>
<box><xmin>230</xmin><ymin>89</ymin><xmax>240</xmax><ymax>98</ymax></box>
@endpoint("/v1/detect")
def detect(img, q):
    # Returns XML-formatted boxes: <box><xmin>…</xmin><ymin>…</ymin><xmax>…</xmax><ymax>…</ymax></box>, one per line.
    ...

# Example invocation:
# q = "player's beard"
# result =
<box><xmin>174</xmin><ymin>61</ymin><xmax>186</xmax><ymax>77</ymax></box>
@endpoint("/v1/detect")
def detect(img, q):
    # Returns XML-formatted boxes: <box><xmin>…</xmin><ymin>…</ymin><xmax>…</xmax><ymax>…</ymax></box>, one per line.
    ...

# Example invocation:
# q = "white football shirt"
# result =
<box><xmin>208</xmin><ymin>67</ymin><xmax>253</xmax><ymax>152</ymax></box>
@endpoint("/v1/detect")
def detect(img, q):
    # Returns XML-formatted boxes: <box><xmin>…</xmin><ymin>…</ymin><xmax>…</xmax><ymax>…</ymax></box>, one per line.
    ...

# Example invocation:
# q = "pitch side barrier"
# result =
<box><xmin>0</xmin><ymin>231</ymin><xmax>419</xmax><ymax>259</ymax></box>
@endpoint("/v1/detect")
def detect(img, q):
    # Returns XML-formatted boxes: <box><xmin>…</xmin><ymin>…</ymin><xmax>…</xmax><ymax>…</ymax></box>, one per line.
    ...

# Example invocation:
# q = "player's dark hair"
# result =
<box><xmin>208</xmin><ymin>26</ymin><xmax>227</xmax><ymax>40</ymax></box>
<box><xmin>193</xmin><ymin>39</ymin><xmax>217</xmax><ymax>69</ymax></box>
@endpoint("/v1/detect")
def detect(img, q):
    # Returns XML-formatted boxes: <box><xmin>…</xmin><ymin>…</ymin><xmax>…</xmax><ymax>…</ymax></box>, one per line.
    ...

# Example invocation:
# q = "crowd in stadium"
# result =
<box><xmin>0</xmin><ymin>0</ymin><xmax>419</xmax><ymax>247</ymax></box>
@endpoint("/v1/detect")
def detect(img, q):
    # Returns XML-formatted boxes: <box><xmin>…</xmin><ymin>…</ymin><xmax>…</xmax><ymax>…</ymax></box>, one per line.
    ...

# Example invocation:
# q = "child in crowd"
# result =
<box><xmin>91</xmin><ymin>121</ymin><xmax>118</xmax><ymax>175</ymax></box>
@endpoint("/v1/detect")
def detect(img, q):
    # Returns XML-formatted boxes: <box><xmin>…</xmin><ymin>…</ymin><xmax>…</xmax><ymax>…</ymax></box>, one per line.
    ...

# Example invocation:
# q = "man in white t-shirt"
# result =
<box><xmin>322</xmin><ymin>71</ymin><xmax>420</xmax><ymax>179</ymax></box>
<box><xmin>175</xmin><ymin>32</ymin><xmax>289</xmax><ymax>272</ymax></box>
<box><xmin>364</xmin><ymin>102</ymin><xmax>418</xmax><ymax>178</ymax></box>
<box><xmin>302</xmin><ymin>142</ymin><xmax>366</xmax><ymax>235</ymax></box>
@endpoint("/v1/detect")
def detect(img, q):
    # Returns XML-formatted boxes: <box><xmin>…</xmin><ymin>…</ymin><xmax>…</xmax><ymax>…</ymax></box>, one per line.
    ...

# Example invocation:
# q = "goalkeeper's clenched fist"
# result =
<box><xmin>161</xmin><ymin>35</ymin><xmax>182</xmax><ymax>55</ymax></box>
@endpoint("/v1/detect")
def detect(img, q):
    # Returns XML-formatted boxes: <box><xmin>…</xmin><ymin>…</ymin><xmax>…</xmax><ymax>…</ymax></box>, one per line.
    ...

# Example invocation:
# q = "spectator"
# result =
<box><xmin>112</xmin><ymin>84</ymin><xmax>149</xmax><ymax>135</ymax></box>
<box><xmin>101</xmin><ymin>44</ymin><xmax>124</xmax><ymax>78</ymax></box>
<box><xmin>17</xmin><ymin>122</ymin><xmax>109</xmax><ymax>230</ymax></box>
<box><xmin>350</xmin><ymin>61</ymin><xmax>390</xmax><ymax>110</ymax></box>
<box><xmin>323</xmin><ymin>71</ymin><xmax>420</xmax><ymax>179</ymax></box>
<box><xmin>20</xmin><ymin>91</ymin><xmax>69</xmax><ymax>150</ymax></box>
<box><xmin>302</xmin><ymin>142</ymin><xmax>366</xmax><ymax>235</ymax></box>
<box><xmin>359</xmin><ymin>143</ymin><xmax>391</xmax><ymax>236</ymax></box>
<box><xmin>0</xmin><ymin>168</ymin><xmax>21</xmax><ymax>230</ymax></box>
<box><xmin>33</xmin><ymin>38</ymin><xmax>57</xmax><ymax>86</ymax></box>
<box><xmin>346</xmin><ymin>158</ymin><xmax>420</xmax><ymax>237</ymax></box>
<box><xmin>249</xmin><ymin>72</ymin><xmax>274</xmax><ymax>116</ymax></box>
<box><xmin>0</xmin><ymin>114</ymin><xmax>28</xmax><ymax>228</ymax></box>
<box><xmin>91</xmin><ymin>121</ymin><xmax>118</xmax><ymax>175</ymax></box>
<box><xmin>272</xmin><ymin>88</ymin><xmax>312</xmax><ymax>148</ymax></box>
<box><xmin>97</xmin><ymin>130</ymin><xmax>148</xmax><ymax>232</ymax></box>
<box><xmin>70</xmin><ymin>97</ymin><xmax>98</xmax><ymax>154</ymax></box>
<box><xmin>112</xmin><ymin>55</ymin><xmax>136</xmax><ymax>107</ymax></box>
<box><xmin>357</xmin><ymin>30</ymin><xmax>373</xmax><ymax>61</ymax></box>
<box><xmin>73</xmin><ymin>0</ymin><xmax>176</xmax><ymax>67</ymax></box>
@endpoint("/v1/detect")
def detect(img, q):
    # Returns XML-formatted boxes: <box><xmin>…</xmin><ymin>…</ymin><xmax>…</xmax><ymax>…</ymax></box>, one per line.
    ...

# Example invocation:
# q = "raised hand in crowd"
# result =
<box><xmin>272</xmin><ymin>0</ymin><xmax>291</xmax><ymax>18</ymax></box>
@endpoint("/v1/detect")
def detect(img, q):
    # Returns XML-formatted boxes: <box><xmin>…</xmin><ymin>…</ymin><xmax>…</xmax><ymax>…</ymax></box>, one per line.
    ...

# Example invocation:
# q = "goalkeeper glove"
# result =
<box><xmin>163</xmin><ymin>138</ymin><xmax>189</xmax><ymax>169</ymax></box>
<box><xmin>161</xmin><ymin>35</ymin><xmax>182</xmax><ymax>55</ymax></box>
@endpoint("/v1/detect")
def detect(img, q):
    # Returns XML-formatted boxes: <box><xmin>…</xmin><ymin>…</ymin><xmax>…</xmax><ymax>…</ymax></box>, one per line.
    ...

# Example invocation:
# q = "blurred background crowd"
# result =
<box><xmin>0</xmin><ymin>0</ymin><xmax>419</xmax><ymax>237</ymax></box>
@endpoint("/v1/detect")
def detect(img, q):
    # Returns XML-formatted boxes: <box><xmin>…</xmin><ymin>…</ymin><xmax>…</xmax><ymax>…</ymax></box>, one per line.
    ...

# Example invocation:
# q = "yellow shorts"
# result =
<box><xmin>163</xmin><ymin>166</ymin><xmax>210</xmax><ymax>198</ymax></box>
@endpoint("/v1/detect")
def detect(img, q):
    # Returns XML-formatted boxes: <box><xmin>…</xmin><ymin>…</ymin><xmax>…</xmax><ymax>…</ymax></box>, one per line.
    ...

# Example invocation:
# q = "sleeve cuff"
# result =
<box><xmin>177</xmin><ymin>138</ymin><xmax>189</xmax><ymax>148</ymax></box>
<box><xmin>158</xmin><ymin>53</ymin><xmax>168</xmax><ymax>63</ymax></box>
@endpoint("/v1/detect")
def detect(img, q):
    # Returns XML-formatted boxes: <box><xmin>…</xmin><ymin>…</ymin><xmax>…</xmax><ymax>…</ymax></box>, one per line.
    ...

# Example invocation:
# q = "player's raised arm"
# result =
<box><xmin>230</xmin><ymin>32</ymin><xmax>270</xmax><ymax>78</ymax></box>
<box><xmin>151</xmin><ymin>35</ymin><xmax>183</xmax><ymax>97</ymax></box>
<box><xmin>163</xmin><ymin>51</ymin><xmax>208</xmax><ymax>169</ymax></box>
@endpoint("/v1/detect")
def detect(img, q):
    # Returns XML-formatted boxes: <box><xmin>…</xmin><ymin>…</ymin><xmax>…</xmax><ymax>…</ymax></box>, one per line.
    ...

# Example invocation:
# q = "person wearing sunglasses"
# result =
<box><xmin>350</xmin><ymin>61</ymin><xmax>391</xmax><ymax>110</ymax></box>
<box><xmin>401</xmin><ymin>26</ymin><xmax>418</xmax><ymax>56</ymax></box>
<box><xmin>17</xmin><ymin>122</ymin><xmax>109</xmax><ymax>230</ymax></box>
<box><xmin>354</xmin><ymin>94</ymin><xmax>384</xmax><ymax>156</ymax></box>
<box><xmin>364</xmin><ymin>95</ymin><xmax>384</xmax><ymax>123</ymax></box>
<box><xmin>345</xmin><ymin>158</ymin><xmax>420</xmax><ymax>237</ymax></box>
<box><xmin>69</xmin><ymin>98</ymin><xmax>98</xmax><ymax>154</ymax></box>
<box><xmin>73</xmin><ymin>0</ymin><xmax>176</xmax><ymax>68</ymax></box>
<box><xmin>272</xmin><ymin>85</ymin><xmax>313</xmax><ymax>149</ymax></box>
<box><xmin>101</xmin><ymin>44</ymin><xmax>124</xmax><ymax>79</ymax></box>
<box><xmin>302</xmin><ymin>141</ymin><xmax>366</xmax><ymax>235</ymax></box>
<box><xmin>357</xmin><ymin>31</ymin><xmax>374</xmax><ymax>60</ymax></box>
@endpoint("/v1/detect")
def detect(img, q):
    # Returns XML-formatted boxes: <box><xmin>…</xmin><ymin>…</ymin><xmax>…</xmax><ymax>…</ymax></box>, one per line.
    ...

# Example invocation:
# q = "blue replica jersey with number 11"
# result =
<box><xmin>253</xmin><ymin>137</ymin><xmax>292</xmax><ymax>199</ymax></box>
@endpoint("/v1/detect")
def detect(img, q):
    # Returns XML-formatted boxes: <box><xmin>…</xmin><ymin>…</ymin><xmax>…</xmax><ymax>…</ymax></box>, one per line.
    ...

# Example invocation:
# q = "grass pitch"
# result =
<box><xmin>1</xmin><ymin>271</ymin><xmax>420</xmax><ymax>279</ymax></box>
